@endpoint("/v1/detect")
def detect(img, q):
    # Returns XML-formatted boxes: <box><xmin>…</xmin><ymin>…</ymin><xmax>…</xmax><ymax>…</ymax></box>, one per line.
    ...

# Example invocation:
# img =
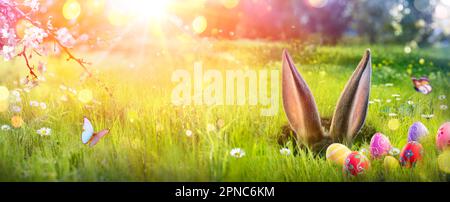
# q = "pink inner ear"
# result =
<box><xmin>281</xmin><ymin>49</ymin><xmax>324</xmax><ymax>146</ymax></box>
<box><xmin>89</xmin><ymin>129</ymin><xmax>109</xmax><ymax>147</ymax></box>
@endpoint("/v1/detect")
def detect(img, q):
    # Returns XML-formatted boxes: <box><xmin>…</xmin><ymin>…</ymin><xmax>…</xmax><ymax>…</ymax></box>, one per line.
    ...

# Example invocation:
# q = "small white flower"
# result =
<box><xmin>230</xmin><ymin>148</ymin><xmax>245</xmax><ymax>158</ymax></box>
<box><xmin>392</xmin><ymin>94</ymin><xmax>400</xmax><ymax>97</ymax></box>
<box><xmin>374</xmin><ymin>99</ymin><xmax>381</xmax><ymax>103</ymax></box>
<box><xmin>10</xmin><ymin>90</ymin><xmax>21</xmax><ymax>102</ymax></box>
<box><xmin>185</xmin><ymin>130</ymin><xmax>193</xmax><ymax>137</ymax></box>
<box><xmin>438</xmin><ymin>95</ymin><xmax>447</xmax><ymax>100</ymax></box>
<box><xmin>2</xmin><ymin>45</ymin><xmax>15</xmax><ymax>61</ymax></box>
<box><xmin>385</xmin><ymin>83</ymin><xmax>394</xmax><ymax>87</ymax></box>
<box><xmin>389</xmin><ymin>147</ymin><xmax>400</xmax><ymax>156</ymax></box>
<box><xmin>207</xmin><ymin>124</ymin><xmax>216</xmax><ymax>132</ymax></box>
<box><xmin>37</xmin><ymin>127</ymin><xmax>51</xmax><ymax>136</ymax></box>
<box><xmin>40</xmin><ymin>102</ymin><xmax>47</xmax><ymax>109</ymax></box>
<box><xmin>11</xmin><ymin>105</ymin><xmax>21</xmax><ymax>113</ymax></box>
<box><xmin>59</xmin><ymin>85</ymin><xmax>68</xmax><ymax>91</ymax></box>
<box><xmin>55</xmin><ymin>28</ymin><xmax>76</xmax><ymax>48</ymax></box>
<box><xmin>407</xmin><ymin>100</ymin><xmax>414</xmax><ymax>105</ymax></box>
<box><xmin>386</xmin><ymin>99</ymin><xmax>392</xmax><ymax>103</ymax></box>
<box><xmin>1</xmin><ymin>125</ymin><xmax>11</xmax><ymax>131</ymax></box>
<box><xmin>68</xmin><ymin>88</ymin><xmax>77</xmax><ymax>95</ymax></box>
<box><xmin>421</xmin><ymin>114</ymin><xmax>434</xmax><ymax>119</ymax></box>
<box><xmin>30</xmin><ymin>100</ymin><xmax>39</xmax><ymax>107</ymax></box>
<box><xmin>388</xmin><ymin>113</ymin><xmax>397</xmax><ymax>117</ymax></box>
<box><xmin>60</xmin><ymin>95</ymin><xmax>68</xmax><ymax>102</ymax></box>
<box><xmin>368</xmin><ymin>101</ymin><xmax>375</xmax><ymax>104</ymax></box>
<box><xmin>279</xmin><ymin>148</ymin><xmax>291</xmax><ymax>156</ymax></box>
<box><xmin>440</xmin><ymin>105</ymin><xmax>448</xmax><ymax>111</ymax></box>
<box><xmin>24</xmin><ymin>0</ymin><xmax>40</xmax><ymax>11</ymax></box>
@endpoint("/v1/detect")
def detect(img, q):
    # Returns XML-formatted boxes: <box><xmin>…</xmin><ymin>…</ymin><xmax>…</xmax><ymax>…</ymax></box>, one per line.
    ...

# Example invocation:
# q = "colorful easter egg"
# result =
<box><xmin>436</xmin><ymin>122</ymin><xmax>450</xmax><ymax>151</ymax></box>
<box><xmin>343</xmin><ymin>151</ymin><xmax>370</xmax><ymax>176</ymax></box>
<box><xmin>437</xmin><ymin>150</ymin><xmax>450</xmax><ymax>173</ymax></box>
<box><xmin>326</xmin><ymin>143</ymin><xmax>351</xmax><ymax>166</ymax></box>
<box><xmin>370</xmin><ymin>133</ymin><xmax>392</xmax><ymax>158</ymax></box>
<box><xmin>407</xmin><ymin>122</ymin><xmax>429</xmax><ymax>142</ymax></box>
<box><xmin>399</xmin><ymin>141</ymin><xmax>424</xmax><ymax>168</ymax></box>
<box><xmin>384</xmin><ymin>156</ymin><xmax>400</xmax><ymax>171</ymax></box>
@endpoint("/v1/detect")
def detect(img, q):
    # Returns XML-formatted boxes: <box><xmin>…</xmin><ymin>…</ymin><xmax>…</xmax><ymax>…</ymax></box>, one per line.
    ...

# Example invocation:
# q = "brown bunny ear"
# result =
<box><xmin>282</xmin><ymin>49</ymin><xmax>325</xmax><ymax>148</ymax></box>
<box><xmin>330</xmin><ymin>49</ymin><xmax>372</xmax><ymax>143</ymax></box>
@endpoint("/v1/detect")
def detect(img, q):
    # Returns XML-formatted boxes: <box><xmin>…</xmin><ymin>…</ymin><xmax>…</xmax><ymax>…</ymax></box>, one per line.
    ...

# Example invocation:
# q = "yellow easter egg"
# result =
<box><xmin>437</xmin><ymin>150</ymin><xmax>450</xmax><ymax>173</ymax></box>
<box><xmin>326</xmin><ymin>143</ymin><xmax>351</xmax><ymax>165</ymax></box>
<box><xmin>384</xmin><ymin>156</ymin><xmax>400</xmax><ymax>171</ymax></box>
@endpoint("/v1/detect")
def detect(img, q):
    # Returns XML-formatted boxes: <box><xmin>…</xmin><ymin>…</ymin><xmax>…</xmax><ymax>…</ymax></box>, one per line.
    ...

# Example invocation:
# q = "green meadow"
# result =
<box><xmin>0</xmin><ymin>41</ymin><xmax>449</xmax><ymax>181</ymax></box>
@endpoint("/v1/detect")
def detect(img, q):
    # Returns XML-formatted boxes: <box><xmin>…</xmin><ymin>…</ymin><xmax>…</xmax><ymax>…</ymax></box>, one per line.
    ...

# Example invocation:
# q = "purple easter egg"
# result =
<box><xmin>370</xmin><ymin>133</ymin><xmax>392</xmax><ymax>158</ymax></box>
<box><xmin>408</xmin><ymin>122</ymin><xmax>429</xmax><ymax>142</ymax></box>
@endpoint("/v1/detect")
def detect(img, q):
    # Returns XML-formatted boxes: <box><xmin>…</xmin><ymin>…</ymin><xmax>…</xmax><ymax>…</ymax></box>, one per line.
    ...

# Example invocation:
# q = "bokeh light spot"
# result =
<box><xmin>388</xmin><ymin>119</ymin><xmax>400</xmax><ymax>131</ymax></box>
<box><xmin>78</xmin><ymin>89</ymin><xmax>93</xmax><ymax>103</ymax></box>
<box><xmin>0</xmin><ymin>86</ymin><xmax>10</xmax><ymax>101</ymax></box>
<box><xmin>308</xmin><ymin>0</ymin><xmax>328</xmax><ymax>8</ymax></box>
<box><xmin>192</xmin><ymin>16</ymin><xmax>208</xmax><ymax>34</ymax></box>
<box><xmin>404</xmin><ymin>46</ymin><xmax>412</xmax><ymax>54</ymax></box>
<box><xmin>0</xmin><ymin>101</ymin><xmax>8</xmax><ymax>112</ymax></box>
<box><xmin>63</xmin><ymin>0</ymin><xmax>81</xmax><ymax>20</ymax></box>
<box><xmin>222</xmin><ymin>0</ymin><xmax>240</xmax><ymax>9</ymax></box>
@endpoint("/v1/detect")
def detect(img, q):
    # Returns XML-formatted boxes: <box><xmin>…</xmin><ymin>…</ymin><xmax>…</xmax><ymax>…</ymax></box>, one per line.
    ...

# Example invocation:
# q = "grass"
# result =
<box><xmin>0</xmin><ymin>40</ymin><xmax>449</xmax><ymax>181</ymax></box>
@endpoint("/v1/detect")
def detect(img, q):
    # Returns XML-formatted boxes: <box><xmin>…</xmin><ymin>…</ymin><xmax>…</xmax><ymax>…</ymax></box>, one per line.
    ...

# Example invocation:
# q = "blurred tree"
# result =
<box><xmin>351</xmin><ymin>0</ymin><xmax>398</xmax><ymax>43</ymax></box>
<box><xmin>399</xmin><ymin>0</ymin><xmax>436</xmax><ymax>46</ymax></box>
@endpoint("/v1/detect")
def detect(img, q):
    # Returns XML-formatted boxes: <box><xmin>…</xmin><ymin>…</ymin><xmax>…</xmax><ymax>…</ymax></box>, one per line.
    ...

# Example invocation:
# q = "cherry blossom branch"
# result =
<box><xmin>18</xmin><ymin>46</ymin><xmax>38</xmax><ymax>79</ymax></box>
<box><xmin>1</xmin><ymin>1</ymin><xmax>113</xmax><ymax>96</ymax></box>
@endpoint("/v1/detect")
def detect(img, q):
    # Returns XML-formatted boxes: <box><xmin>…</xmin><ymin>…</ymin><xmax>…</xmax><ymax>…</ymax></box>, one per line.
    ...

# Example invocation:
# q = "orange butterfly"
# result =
<box><xmin>412</xmin><ymin>77</ymin><xmax>432</xmax><ymax>95</ymax></box>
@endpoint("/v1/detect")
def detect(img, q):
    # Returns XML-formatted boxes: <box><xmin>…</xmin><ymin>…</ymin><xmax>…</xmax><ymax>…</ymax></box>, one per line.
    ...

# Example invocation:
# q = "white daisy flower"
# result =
<box><xmin>440</xmin><ymin>105</ymin><xmax>448</xmax><ymax>111</ymax></box>
<box><xmin>185</xmin><ymin>129</ymin><xmax>193</xmax><ymax>137</ymax></box>
<box><xmin>1</xmin><ymin>125</ymin><xmax>11</xmax><ymax>131</ymax></box>
<box><xmin>37</xmin><ymin>127</ymin><xmax>51</xmax><ymax>136</ymax></box>
<box><xmin>40</xmin><ymin>102</ymin><xmax>47</xmax><ymax>110</ymax></box>
<box><xmin>230</xmin><ymin>148</ymin><xmax>245</xmax><ymax>158</ymax></box>
<box><xmin>389</xmin><ymin>147</ymin><xmax>400</xmax><ymax>156</ymax></box>
<box><xmin>438</xmin><ymin>95</ymin><xmax>447</xmax><ymax>100</ymax></box>
<box><xmin>279</xmin><ymin>148</ymin><xmax>291</xmax><ymax>156</ymax></box>
<box><xmin>388</xmin><ymin>113</ymin><xmax>398</xmax><ymax>117</ymax></box>
<box><xmin>421</xmin><ymin>114</ymin><xmax>434</xmax><ymax>119</ymax></box>
<box><xmin>11</xmin><ymin>105</ymin><xmax>21</xmax><ymax>113</ymax></box>
<box><xmin>59</xmin><ymin>85</ymin><xmax>67</xmax><ymax>91</ymax></box>
<box><xmin>30</xmin><ymin>100</ymin><xmax>39</xmax><ymax>107</ymax></box>
<box><xmin>407</xmin><ymin>100</ymin><xmax>414</xmax><ymax>105</ymax></box>
<box><xmin>207</xmin><ymin>124</ymin><xmax>216</xmax><ymax>132</ymax></box>
<box><xmin>10</xmin><ymin>90</ymin><xmax>21</xmax><ymax>102</ymax></box>
<box><xmin>60</xmin><ymin>95</ymin><xmax>68</xmax><ymax>102</ymax></box>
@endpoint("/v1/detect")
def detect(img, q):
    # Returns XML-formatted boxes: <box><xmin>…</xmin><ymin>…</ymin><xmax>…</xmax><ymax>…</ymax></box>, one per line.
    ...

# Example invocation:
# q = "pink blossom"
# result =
<box><xmin>56</xmin><ymin>28</ymin><xmax>76</xmax><ymax>48</ymax></box>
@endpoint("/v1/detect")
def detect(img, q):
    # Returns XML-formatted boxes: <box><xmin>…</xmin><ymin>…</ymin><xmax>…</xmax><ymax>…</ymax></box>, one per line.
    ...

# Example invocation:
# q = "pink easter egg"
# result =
<box><xmin>436</xmin><ymin>122</ymin><xmax>450</xmax><ymax>151</ymax></box>
<box><xmin>370</xmin><ymin>133</ymin><xmax>392</xmax><ymax>158</ymax></box>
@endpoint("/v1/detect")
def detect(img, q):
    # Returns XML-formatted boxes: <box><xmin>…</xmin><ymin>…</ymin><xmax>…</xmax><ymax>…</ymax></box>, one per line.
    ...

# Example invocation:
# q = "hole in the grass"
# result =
<box><xmin>278</xmin><ymin>117</ymin><xmax>377</xmax><ymax>155</ymax></box>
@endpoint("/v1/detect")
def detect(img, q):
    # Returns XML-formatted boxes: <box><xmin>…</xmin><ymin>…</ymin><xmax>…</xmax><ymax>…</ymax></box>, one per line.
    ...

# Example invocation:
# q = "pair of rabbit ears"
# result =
<box><xmin>282</xmin><ymin>49</ymin><xmax>372</xmax><ymax>147</ymax></box>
